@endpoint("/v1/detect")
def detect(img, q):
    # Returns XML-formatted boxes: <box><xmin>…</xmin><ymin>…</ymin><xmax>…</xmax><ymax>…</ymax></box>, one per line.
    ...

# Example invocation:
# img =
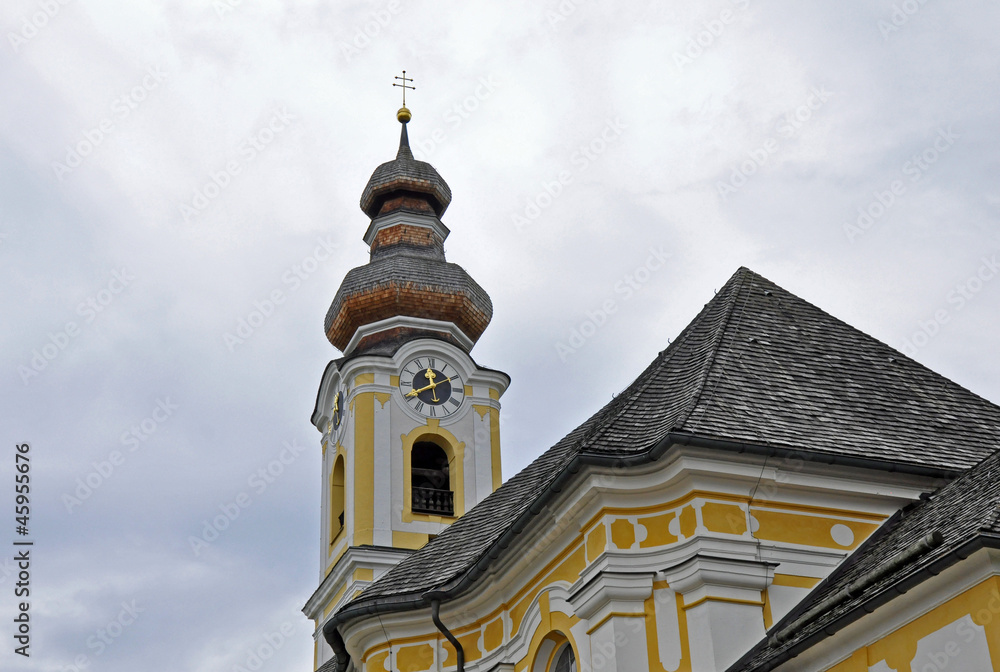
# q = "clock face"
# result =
<box><xmin>326</xmin><ymin>388</ymin><xmax>344</xmax><ymax>436</ymax></box>
<box><xmin>399</xmin><ymin>356</ymin><xmax>465</xmax><ymax>418</ymax></box>
<box><xmin>332</xmin><ymin>390</ymin><xmax>343</xmax><ymax>429</ymax></box>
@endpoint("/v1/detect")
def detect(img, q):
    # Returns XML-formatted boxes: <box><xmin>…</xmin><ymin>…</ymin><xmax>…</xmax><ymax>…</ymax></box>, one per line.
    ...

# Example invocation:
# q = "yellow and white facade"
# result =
<box><xmin>330</xmin><ymin>446</ymin><xmax>950</xmax><ymax>672</ymax></box>
<box><xmin>305</xmin><ymin>104</ymin><xmax>513</xmax><ymax>670</ymax></box>
<box><xmin>304</xmin><ymin>338</ymin><xmax>509</xmax><ymax>667</ymax></box>
<box><xmin>789</xmin><ymin>555</ymin><xmax>1000</xmax><ymax>672</ymax></box>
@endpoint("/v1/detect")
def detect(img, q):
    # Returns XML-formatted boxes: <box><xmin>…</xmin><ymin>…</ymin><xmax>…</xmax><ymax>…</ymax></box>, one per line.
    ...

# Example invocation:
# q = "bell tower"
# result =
<box><xmin>302</xmin><ymin>92</ymin><xmax>509</xmax><ymax>670</ymax></box>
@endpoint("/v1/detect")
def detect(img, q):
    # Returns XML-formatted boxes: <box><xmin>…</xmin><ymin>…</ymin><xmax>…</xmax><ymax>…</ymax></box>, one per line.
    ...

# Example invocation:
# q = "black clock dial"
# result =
<box><xmin>412</xmin><ymin>368</ymin><xmax>451</xmax><ymax>404</ymax></box>
<box><xmin>399</xmin><ymin>357</ymin><xmax>465</xmax><ymax>417</ymax></box>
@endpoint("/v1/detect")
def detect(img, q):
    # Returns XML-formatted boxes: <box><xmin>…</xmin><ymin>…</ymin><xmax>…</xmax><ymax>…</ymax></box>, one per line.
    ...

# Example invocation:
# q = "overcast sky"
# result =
<box><xmin>2</xmin><ymin>1</ymin><xmax>999</xmax><ymax>671</ymax></box>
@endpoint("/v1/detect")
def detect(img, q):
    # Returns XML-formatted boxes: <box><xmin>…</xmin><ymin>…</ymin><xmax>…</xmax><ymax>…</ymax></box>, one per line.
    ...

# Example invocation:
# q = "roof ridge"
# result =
<box><xmin>577</xmin><ymin>267</ymin><xmax>748</xmax><ymax>452</ymax></box>
<box><xmin>674</xmin><ymin>267</ymin><xmax>752</xmax><ymax>432</ymax></box>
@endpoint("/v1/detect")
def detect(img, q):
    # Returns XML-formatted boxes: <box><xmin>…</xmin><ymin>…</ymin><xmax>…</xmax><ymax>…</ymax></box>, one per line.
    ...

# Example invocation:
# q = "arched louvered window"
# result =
<box><xmin>330</xmin><ymin>455</ymin><xmax>345</xmax><ymax>541</ymax></box>
<box><xmin>411</xmin><ymin>441</ymin><xmax>453</xmax><ymax>516</ymax></box>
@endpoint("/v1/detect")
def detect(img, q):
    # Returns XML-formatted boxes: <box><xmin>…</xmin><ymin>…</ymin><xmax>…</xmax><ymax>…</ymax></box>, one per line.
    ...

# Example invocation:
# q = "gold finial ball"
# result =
<box><xmin>397</xmin><ymin>106</ymin><xmax>411</xmax><ymax>123</ymax></box>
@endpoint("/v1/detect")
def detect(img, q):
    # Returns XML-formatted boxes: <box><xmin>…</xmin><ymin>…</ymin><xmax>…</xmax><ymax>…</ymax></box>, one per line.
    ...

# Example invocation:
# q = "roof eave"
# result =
<box><xmin>727</xmin><ymin>533</ymin><xmax>1000</xmax><ymax>672</ymax></box>
<box><xmin>669</xmin><ymin>431</ymin><xmax>967</xmax><ymax>480</ymax></box>
<box><xmin>323</xmin><ymin>432</ymin><xmax>974</xmax><ymax>657</ymax></box>
<box><xmin>321</xmin><ymin>431</ymin><xmax>675</xmax><ymax>651</ymax></box>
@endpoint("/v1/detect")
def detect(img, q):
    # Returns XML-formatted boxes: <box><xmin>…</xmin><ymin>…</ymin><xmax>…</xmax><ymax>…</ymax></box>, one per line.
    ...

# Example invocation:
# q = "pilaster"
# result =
<box><xmin>663</xmin><ymin>554</ymin><xmax>776</xmax><ymax>672</ymax></box>
<box><xmin>569</xmin><ymin>571</ymin><xmax>654</xmax><ymax>672</ymax></box>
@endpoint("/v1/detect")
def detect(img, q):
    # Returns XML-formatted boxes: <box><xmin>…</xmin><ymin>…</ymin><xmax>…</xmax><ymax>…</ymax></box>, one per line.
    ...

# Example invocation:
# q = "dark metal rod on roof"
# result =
<box><xmin>768</xmin><ymin>529</ymin><xmax>944</xmax><ymax>647</ymax></box>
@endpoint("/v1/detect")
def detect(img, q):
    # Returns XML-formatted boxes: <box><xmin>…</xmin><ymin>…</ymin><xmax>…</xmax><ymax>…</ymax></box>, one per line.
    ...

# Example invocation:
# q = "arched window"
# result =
<box><xmin>551</xmin><ymin>645</ymin><xmax>576</xmax><ymax>672</ymax></box>
<box><xmin>411</xmin><ymin>441</ymin><xmax>453</xmax><ymax>516</ymax></box>
<box><xmin>330</xmin><ymin>455</ymin><xmax>345</xmax><ymax>541</ymax></box>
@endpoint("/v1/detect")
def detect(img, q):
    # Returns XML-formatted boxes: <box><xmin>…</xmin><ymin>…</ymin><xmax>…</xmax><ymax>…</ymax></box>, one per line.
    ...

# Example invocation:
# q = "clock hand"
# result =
<box><xmin>406</xmin><ymin>378</ymin><xmax>449</xmax><ymax>397</ymax></box>
<box><xmin>422</xmin><ymin>368</ymin><xmax>440</xmax><ymax>402</ymax></box>
<box><xmin>426</xmin><ymin>368</ymin><xmax>441</xmax><ymax>402</ymax></box>
<box><xmin>405</xmin><ymin>376</ymin><xmax>453</xmax><ymax>398</ymax></box>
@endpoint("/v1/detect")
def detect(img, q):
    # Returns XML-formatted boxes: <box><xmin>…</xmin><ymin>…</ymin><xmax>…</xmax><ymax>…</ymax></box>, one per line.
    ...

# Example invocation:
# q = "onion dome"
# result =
<box><xmin>359</xmin><ymin>112</ymin><xmax>452</xmax><ymax>219</ymax></box>
<box><xmin>325</xmin><ymin>109</ymin><xmax>492</xmax><ymax>356</ymax></box>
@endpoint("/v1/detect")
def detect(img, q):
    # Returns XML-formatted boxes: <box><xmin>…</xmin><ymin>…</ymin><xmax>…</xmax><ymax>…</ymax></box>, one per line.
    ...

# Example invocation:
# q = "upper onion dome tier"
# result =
<box><xmin>359</xmin><ymin>123</ymin><xmax>452</xmax><ymax>219</ymax></box>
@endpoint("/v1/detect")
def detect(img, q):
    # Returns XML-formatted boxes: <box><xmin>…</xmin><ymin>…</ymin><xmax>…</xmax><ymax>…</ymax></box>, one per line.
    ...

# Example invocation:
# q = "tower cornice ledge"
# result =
<box><xmin>343</xmin><ymin>315</ymin><xmax>475</xmax><ymax>356</ymax></box>
<box><xmin>362</xmin><ymin>210</ymin><xmax>450</xmax><ymax>248</ymax></box>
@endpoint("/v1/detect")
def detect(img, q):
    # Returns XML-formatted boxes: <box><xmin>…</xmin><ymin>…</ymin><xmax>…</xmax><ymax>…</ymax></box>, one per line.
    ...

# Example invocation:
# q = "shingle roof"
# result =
<box><xmin>325</xmin><ymin>254</ymin><xmax>493</xmax><ymax>329</ymax></box>
<box><xmin>360</xmin><ymin>123</ymin><xmax>452</xmax><ymax>218</ymax></box>
<box><xmin>316</xmin><ymin>655</ymin><xmax>340</xmax><ymax>672</ymax></box>
<box><xmin>324</xmin><ymin>253</ymin><xmax>494</xmax><ymax>351</ymax></box>
<box><xmin>728</xmin><ymin>447</ymin><xmax>1000</xmax><ymax>672</ymax></box>
<box><xmin>340</xmin><ymin>266</ymin><xmax>1000</xmax><ymax>615</ymax></box>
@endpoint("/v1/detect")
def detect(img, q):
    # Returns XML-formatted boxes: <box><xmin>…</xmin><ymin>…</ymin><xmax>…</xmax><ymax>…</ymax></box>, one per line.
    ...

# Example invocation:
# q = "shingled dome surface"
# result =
<box><xmin>325</xmin><ymin>119</ymin><xmax>492</xmax><ymax>353</ymax></box>
<box><xmin>324</xmin><ymin>254</ymin><xmax>493</xmax><ymax>351</ymax></box>
<box><xmin>359</xmin><ymin>124</ymin><xmax>452</xmax><ymax>218</ymax></box>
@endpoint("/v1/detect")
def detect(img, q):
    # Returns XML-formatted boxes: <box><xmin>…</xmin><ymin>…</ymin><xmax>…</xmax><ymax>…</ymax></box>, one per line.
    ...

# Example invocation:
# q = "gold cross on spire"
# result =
<box><xmin>393</xmin><ymin>70</ymin><xmax>415</xmax><ymax>106</ymax></box>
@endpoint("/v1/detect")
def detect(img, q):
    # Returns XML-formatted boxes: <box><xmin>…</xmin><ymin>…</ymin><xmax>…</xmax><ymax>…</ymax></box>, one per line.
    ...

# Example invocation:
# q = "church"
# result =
<box><xmin>301</xmin><ymin>95</ymin><xmax>1000</xmax><ymax>672</ymax></box>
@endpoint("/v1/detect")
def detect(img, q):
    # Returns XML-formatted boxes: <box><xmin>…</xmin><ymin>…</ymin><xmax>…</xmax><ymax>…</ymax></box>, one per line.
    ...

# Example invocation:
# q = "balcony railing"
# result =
<box><xmin>412</xmin><ymin>486</ymin><xmax>454</xmax><ymax>516</ymax></box>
